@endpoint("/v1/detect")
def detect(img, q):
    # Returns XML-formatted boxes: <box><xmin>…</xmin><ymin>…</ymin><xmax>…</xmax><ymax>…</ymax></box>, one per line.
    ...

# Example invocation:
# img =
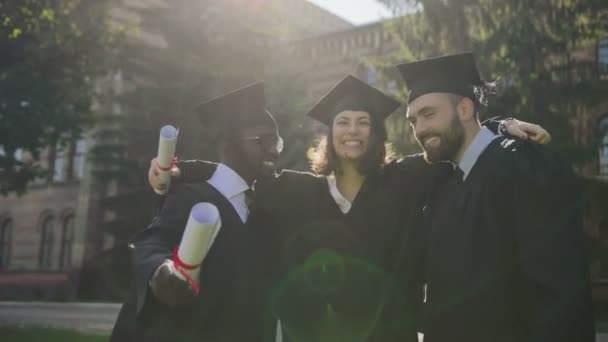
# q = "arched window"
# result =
<box><xmin>39</xmin><ymin>215</ymin><xmax>54</xmax><ymax>269</ymax></box>
<box><xmin>599</xmin><ymin>115</ymin><xmax>608</xmax><ymax>177</ymax></box>
<box><xmin>0</xmin><ymin>219</ymin><xmax>12</xmax><ymax>268</ymax></box>
<box><xmin>59</xmin><ymin>215</ymin><xmax>75</xmax><ymax>269</ymax></box>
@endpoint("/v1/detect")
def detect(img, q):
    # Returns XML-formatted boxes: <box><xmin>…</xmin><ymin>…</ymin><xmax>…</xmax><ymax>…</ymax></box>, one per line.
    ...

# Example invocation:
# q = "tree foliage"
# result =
<box><xmin>0</xmin><ymin>0</ymin><xmax>123</xmax><ymax>195</ymax></box>
<box><xmin>376</xmin><ymin>0</ymin><xmax>608</xmax><ymax>164</ymax></box>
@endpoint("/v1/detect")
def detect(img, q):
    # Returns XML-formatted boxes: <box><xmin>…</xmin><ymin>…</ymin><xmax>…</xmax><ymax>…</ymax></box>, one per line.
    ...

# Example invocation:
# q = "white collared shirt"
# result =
<box><xmin>207</xmin><ymin>163</ymin><xmax>251</xmax><ymax>223</ymax></box>
<box><xmin>457</xmin><ymin>126</ymin><xmax>499</xmax><ymax>181</ymax></box>
<box><xmin>326</xmin><ymin>173</ymin><xmax>352</xmax><ymax>214</ymax></box>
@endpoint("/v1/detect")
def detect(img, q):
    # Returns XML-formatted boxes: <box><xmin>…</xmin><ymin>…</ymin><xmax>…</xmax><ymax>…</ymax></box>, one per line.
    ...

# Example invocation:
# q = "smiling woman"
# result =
<box><xmin>307</xmin><ymin>75</ymin><xmax>397</xmax><ymax>178</ymax></box>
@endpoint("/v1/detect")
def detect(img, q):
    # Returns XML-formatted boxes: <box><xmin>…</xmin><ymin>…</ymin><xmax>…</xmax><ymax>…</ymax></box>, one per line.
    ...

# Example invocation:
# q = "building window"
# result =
<box><xmin>366</xmin><ymin>66</ymin><xmax>377</xmax><ymax>85</ymax></box>
<box><xmin>53</xmin><ymin>144</ymin><xmax>65</xmax><ymax>182</ymax></box>
<box><xmin>73</xmin><ymin>139</ymin><xmax>86</xmax><ymax>180</ymax></box>
<box><xmin>599</xmin><ymin>115</ymin><xmax>608</xmax><ymax>177</ymax></box>
<box><xmin>39</xmin><ymin>215</ymin><xmax>54</xmax><ymax>269</ymax></box>
<box><xmin>59</xmin><ymin>215</ymin><xmax>74</xmax><ymax>269</ymax></box>
<box><xmin>599</xmin><ymin>39</ymin><xmax>608</xmax><ymax>74</ymax></box>
<box><xmin>0</xmin><ymin>219</ymin><xmax>12</xmax><ymax>269</ymax></box>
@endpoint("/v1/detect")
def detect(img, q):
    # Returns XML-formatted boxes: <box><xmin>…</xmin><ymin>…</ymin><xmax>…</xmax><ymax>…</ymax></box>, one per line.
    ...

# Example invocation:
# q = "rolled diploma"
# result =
<box><xmin>155</xmin><ymin>125</ymin><xmax>178</xmax><ymax>195</ymax></box>
<box><xmin>174</xmin><ymin>202</ymin><xmax>222</xmax><ymax>282</ymax></box>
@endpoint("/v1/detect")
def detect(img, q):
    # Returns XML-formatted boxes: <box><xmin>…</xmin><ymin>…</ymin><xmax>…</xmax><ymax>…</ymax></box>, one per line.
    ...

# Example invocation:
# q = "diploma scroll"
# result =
<box><xmin>172</xmin><ymin>202</ymin><xmax>222</xmax><ymax>292</ymax></box>
<box><xmin>155</xmin><ymin>125</ymin><xmax>178</xmax><ymax>195</ymax></box>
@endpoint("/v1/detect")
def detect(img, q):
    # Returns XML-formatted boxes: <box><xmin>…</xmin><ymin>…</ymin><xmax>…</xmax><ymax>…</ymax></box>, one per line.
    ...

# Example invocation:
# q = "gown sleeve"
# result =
<box><xmin>507</xmin><ymin>141</ymin><xmax>594</xmax><ymax>341</ymax></box>
<box><xmin>130</xmin><ymin>182</ymin><xmax>201</xmax><ymax>314</ymax></box>
<box><xmin>175</xmin><ymin>160</ymin><xmax>218</xmax><ymax>182</ymax></box>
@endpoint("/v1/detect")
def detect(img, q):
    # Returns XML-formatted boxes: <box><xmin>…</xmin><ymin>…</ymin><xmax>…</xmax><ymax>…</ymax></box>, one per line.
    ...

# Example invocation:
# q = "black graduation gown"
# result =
<box><xmin>141</xmin><ymin>120</ymin><xmax>502</xmax><ymax>342</ymax></box>
<box><xmin>423</xmin><ymin>137</ymin><xmax>594</xmax><ymax>342</ymax></box>
<box><xmin>254</xmin><ymin>166</ymin><xmax>425</xmax><ymax>342</ymax></box>
<box><xmin>110</xmin><ymin>179</ymin><xmax>274</xmax><ymax>342</ymax></box>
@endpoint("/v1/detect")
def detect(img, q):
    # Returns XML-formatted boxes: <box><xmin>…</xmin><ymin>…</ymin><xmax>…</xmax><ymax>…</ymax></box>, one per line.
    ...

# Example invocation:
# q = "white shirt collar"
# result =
<box><xmin>326</xmin><ymin>173</ymin><xmax>352</xmax><ymax>214</ymax></box>
<box><xmin>458</xmin><ymin>127</ymin><xmax>498</xmax><ymax>180</ymax></box>
<box><xmin>207</xmin><ymin>163</ymin><xmax>250</xmax><ymax>200</ymax></box>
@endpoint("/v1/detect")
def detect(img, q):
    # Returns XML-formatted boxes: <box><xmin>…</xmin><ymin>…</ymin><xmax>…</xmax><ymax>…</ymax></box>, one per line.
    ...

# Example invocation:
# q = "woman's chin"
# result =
<box><xmin>338</xmin><ymin>153</ymin><xmax>364</xmax><ymax>162</ymax></box>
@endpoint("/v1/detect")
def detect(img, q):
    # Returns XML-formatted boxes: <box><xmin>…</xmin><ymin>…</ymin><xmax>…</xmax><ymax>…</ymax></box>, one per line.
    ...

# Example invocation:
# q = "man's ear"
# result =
<box><xmin>457</xmin><ymin>97</ymin><xmax>476</xmax><ymax>122</ymax></box>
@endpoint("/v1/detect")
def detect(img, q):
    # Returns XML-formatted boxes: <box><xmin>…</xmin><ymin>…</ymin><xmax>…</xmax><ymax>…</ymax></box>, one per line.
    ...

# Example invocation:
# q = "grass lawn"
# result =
<box><xmin>0</xmin><ymin>326</ymin><xmax>107</xmax><ymax>342</ymax></box>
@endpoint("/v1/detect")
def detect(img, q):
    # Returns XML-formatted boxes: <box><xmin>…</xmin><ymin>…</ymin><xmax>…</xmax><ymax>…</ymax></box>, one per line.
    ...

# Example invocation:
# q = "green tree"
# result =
<box><xmin>375</xmin><ymin>0</ymin><xmax>608</xmax><ymax>164</ymax></box>
<box><xmin>266</xmin><ymin>74</ymin><xmax>314</xmax><ymax>171</ymax></box>
<box><xmin>0</xmin><ymin>0</ymin><xmax>123</xmax><ymax>195</ymax></box>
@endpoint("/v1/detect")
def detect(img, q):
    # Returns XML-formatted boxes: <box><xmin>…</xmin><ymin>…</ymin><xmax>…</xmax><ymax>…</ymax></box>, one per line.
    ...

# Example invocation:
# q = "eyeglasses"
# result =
<box><xmin>238</xmin><ymin>135</ymin><xmax>284</xmax><ymax>153</ymax></box>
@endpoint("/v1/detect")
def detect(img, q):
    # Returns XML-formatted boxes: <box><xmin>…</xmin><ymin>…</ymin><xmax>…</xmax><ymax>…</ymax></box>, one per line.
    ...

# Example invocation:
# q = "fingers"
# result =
<box><xmin>512</xmin><ymin>127</ymin><xmax>528</xmax><ymax>140</ymax></box>
<box><xmin>538</xmin><ymin>133</ymin><xmax>552</xmax><ymax>145</ymax></box>
<box><xmin>154</xmin><ymin>265</ymin><xmax>178</xmax><ymax>305</ymax></box>
<box><xmin>519</xmin><ymin>123</ymin><xmax>551</xmax><ymax>144</ymax></box>
<box><xmin>507</xmin><ymin>121</ymin><xmax>552</xmax><ymax>145</ymax></box>
<box><xmin>172</xmin><ymin>278</ymin><xmax>198</xmax><ymax>304</ymax></box>
<box><xmin>148</xmin><ymin>158</ymin><xmax>167</xmax><ymax>191</ymax></box>
<box><xmin>150</xmin><ymin>158</ymin><xmax>160</xmax><ymax>176</ymax></box>
<box><xmin>170</xmin><ymin>166</ymin><xmax>180</xmax><ymax>178</ymax></box>
<box><xmin>504</xmin><ymin>120</ymin><xmax>528</xmax><ymax>140</ymax></box>
<box><xmin>152</xmin><ymin>264</ymin><xmax>197</xmax><ymax>307</ymax></box>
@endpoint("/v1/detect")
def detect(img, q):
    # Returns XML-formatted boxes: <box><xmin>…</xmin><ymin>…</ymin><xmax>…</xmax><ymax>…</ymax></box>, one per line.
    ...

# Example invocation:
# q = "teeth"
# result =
<box><xmin>263</xmin><ymin>161</ymin><xmax>275</xmax><ymax>167</ymax></box>
<box><xmin>424</xmin><ymin>137</ymin><xmax>440</xmax><ymax>146</ymax></box>
<box><xmin>344</xmin><ymin>141</ymin><xmax>361</xmax><ymax>146</ymax></box>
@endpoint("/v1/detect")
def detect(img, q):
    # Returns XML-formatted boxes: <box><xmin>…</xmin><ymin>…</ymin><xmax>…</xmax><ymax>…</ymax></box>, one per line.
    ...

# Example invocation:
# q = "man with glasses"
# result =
<box><xmin>111</xmin><ymin>82</ymin><xmax>283</xmax><ymax>342</ymax></box>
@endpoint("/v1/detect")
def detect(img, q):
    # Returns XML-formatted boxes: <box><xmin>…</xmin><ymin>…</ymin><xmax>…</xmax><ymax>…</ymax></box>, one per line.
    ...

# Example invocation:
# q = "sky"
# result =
<box><xmin>306</xmin><ymin>0</ymin><xmax>394</xmax><ymax>25</ymax></box>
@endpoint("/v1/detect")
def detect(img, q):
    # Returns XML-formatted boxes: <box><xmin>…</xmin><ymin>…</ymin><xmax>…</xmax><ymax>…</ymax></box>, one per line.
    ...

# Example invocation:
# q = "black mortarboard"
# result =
<box><xmin>396</xmin><ymin>52</ymin><xmax>484</xmax><ymax>104</ymax></box>
<box><xmin>306</xmin><ymin>75</ymin><xmax>401</xmax><ymax>126</ymax></box>
<box><xmin>195</xmin><ymin>81</ymin><xmax>276</xmax><ymax>135</ymax></box>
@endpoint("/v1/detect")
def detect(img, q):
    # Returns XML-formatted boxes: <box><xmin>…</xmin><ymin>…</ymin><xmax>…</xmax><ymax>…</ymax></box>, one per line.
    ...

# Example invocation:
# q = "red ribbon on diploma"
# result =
<box><xmin>159</xmin><ymin>157</ymin><xmax>178</xmax><ymax>172</ymax></box>
<box><xmin>172</xmin><ymin>245</ymin><xmax>200</xmax><ymax>294</ymax></box>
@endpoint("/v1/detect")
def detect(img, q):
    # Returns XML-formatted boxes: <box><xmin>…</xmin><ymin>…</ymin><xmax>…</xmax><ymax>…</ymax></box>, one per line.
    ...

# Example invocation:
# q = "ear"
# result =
<box><xmin>456</xmin><ymin>97</ymin><xmax>476</xmax><ymax>122</ymax></box>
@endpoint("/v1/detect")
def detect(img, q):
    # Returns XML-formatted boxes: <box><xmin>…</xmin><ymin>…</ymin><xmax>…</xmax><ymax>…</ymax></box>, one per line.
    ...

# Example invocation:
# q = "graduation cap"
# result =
<box><xmin>195</xmin><ymin>81</ymin><xmax>277</xmax><ymax>135</ymax></box>
<box><xmin>306</xmin><ymin>75</ymin><xmax>401</xmax><ymax>126</ymax></box>
<box><xmin>396</xmin><ymin>52</ymin><xmax>484</xmax><ymax>104</ymax></box>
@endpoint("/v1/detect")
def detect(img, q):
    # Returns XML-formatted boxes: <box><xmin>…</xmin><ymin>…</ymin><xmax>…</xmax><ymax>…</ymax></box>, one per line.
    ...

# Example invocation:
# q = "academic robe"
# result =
<box><xmin>153</xmin><ymin>118</ymin><xmax>507</xmax><ymax>342</ymax></box>
<box><xmin>422</xmin><ymin>137</ymin><xmax>594</xmax><ymax>342</ymax></box>
<box><xmin>173</xmin><ymin>161</ymin><xmax>427</xmax><ymax>342</ymax></box>
<box><xmin>256</xmin><ymin>166</ymin><xmax>425</xmax><ymax>342</ymax></box>
<box><xmin>110</xmin><ymin>176</ymin><xmax>276</xmax><ymax>342</ymax></box>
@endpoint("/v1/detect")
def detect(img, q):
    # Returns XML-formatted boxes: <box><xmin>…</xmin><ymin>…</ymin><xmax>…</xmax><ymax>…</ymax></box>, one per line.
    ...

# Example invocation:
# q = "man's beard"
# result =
<box><xmin>417</xmin><ymin>114</ymin><xmax>465</xmax><ymax>163</ymax></box>
<box><xmin>258</xmin><ymin>160</ymin><xmax>278</xmax><ymax>179</ymax></box>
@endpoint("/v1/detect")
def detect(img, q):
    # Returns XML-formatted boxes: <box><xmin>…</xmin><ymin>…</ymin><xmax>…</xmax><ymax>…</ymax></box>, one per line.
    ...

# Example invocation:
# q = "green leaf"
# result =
<box><xmin>8</xmin><ymin>27</ymin><xmax>21</xmax><ymax>38</ymax></box>
<box><xmin>40</xmin><ymin>8</ymin><xmax>55</xmax><ymax>22</ymax></box>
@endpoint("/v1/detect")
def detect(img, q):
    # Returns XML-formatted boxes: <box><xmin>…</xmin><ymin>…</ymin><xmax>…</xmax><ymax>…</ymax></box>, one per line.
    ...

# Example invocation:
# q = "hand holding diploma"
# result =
<box><xmin>149</xmin><ymin>203</ymin><xmax>221</xmax><ymax>306</ymax></box>
<box><xmin>154</xmin><ymin>125</ymin><xmax>178</xmax><ymax>195</ymax></box>
<box><xmin>172</xmin><ymin>202</ymin><xmax>222</xmax><ymax>293</ymax></box>
<box><xmin>149</xmin><ymin>260</ymin><xmax>198</xmax><ymax>307</ymax></box>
